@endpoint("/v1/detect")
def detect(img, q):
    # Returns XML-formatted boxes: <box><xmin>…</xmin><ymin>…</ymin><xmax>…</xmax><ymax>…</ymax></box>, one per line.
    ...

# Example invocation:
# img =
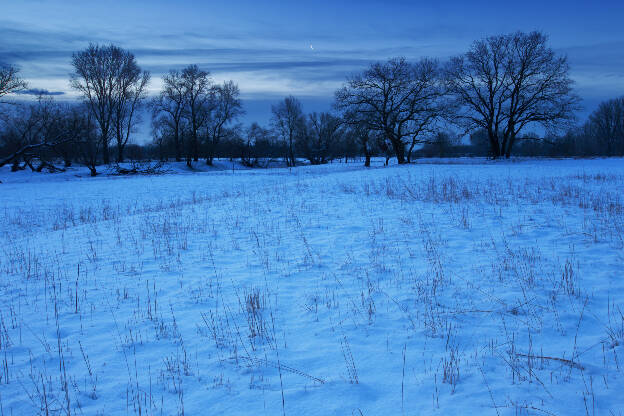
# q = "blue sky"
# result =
<box><xmin>2</xmin><ymin>0</ymin><xmax>624</xmax><ymax>125</ymax></box>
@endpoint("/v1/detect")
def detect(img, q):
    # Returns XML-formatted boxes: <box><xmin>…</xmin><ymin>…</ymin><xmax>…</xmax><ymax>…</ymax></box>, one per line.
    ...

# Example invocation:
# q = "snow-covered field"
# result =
<box><xmin>1</xmin><ymin>158</ymin><xmax>623</xmax><ymax>415</ymax></box>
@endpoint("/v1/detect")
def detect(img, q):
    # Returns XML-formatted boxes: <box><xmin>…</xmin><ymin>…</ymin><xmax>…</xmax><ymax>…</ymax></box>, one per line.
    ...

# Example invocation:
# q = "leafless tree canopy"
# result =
<box><xmin>180</xmin><ymin>64</ymin><xmax>212</xmax><ymax>165</ymax></box>
<box><xmin>0</xmin><ymin>98</ymin><xmax>89</xmax><ymax>171</ymax></box>
<box><xmin>585</xmin><ymin>96</ymin><xmax>624</xmax><ymax>156</ymax></box>
<box><xmin>205</xmin><ymin>80</ymin><xmax>244</xmax><ymax>165</ymax></box>
<box><xmin>445</xmin><ymin>31</ymin><xmax>580</xmax><ymax>158</ymax></box>
<box><xmin>300</xmin><ymin>112</ymin><xmax>343</xmax><ymax>165</ymax></box>
<box><xmin>335</xmin><ymin>57</ymin><xmax>444</xmax><ymax>164</ymax></box>
<box><xmin>271</xmin><ymin>96</ymin><xmax>305</xmax><ymax>167</ymax></box>
<box><xmin>4</xmin><ymin>31</ymin><xmax>622</xmax><ymax>171</ymax></box>
<box><xmin>152</xmin><ymin>70</ymin><xmax>189</xmax><ymax>162</ymax></box>
<box><xmin>151</xmin><ymin>67</ymin><xmax>243</xmax><ymax>166</ymax></box>
<box><xmin>112</xmin><ymin>68</ymin><xmax>150</xmax><ymax>163</ymax></box>
<box><xmin>0</xmin><ymin>64</ymin><xmax>27</xmax><ymax>102</ymax></box>
<box><xmin>70</xmin><ymin>44</ymin><xmax>150</xmax><ymax>165</ymax></box>
<box><xmin>240</xmin><ymin>122</ymin><xmax>267</xmax><ymax>167</ymax></box>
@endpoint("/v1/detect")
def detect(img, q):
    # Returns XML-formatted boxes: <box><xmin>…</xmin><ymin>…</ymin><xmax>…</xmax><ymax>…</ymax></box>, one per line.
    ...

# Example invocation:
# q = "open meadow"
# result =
<box><xmin>1</xmin><ymin>158</ymin><xmax>623</xmax><ymax>415</ymax></box>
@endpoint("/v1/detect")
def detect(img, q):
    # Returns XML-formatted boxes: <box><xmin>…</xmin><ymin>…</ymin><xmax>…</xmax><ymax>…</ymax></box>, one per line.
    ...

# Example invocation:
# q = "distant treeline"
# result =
<box><xmin>1</xmin><ymin>32</ymin><xmax>623</xmax><ymax>175</ymax></box>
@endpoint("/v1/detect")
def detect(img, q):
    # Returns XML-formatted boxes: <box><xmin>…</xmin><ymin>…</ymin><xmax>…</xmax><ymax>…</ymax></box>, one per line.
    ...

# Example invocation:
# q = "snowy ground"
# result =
<box><xmin>0</xmin><ymin>158</ymin><xmax>623</xmax><ymax>415</ymax></box>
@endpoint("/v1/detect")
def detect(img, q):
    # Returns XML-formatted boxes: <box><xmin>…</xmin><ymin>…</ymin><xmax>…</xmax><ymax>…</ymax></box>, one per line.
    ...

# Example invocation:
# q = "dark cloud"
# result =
<box><xmin>17</xmin><ymin>88</ymin><xmax>65</xmax><ymax>96</ymax></box>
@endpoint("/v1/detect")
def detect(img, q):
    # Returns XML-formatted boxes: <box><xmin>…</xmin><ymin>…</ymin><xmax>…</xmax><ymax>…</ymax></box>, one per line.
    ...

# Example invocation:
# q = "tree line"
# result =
<box><xmin>1</xmin><ymin>31</ymin><xmax>623</xmax><ymax>175</ymax></box>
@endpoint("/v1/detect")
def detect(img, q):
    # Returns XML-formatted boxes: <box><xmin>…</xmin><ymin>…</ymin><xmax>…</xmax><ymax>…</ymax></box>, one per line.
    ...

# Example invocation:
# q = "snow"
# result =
<box><xmin>0</xmin><ymin>158</ymin><xmax>623</xmax><ymax>415</ymax></box>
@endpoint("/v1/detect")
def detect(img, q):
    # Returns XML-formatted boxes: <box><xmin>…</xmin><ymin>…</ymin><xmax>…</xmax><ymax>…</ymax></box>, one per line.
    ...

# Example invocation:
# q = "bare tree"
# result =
<box><xmin>271</xmin><ymin>96</ymin><xmax>305</xmax><ymax>167</ymax></box>
<box><xmin>445</xmin><ymin>31</ymin><xmax>580</xmax><ymax>158</ymax></box>
<box><xmin>152</xmin><ymin>70</ymin><xmax>186</xmax><ymax>161</ymax></box>
<box><xmin>585</xmin><ymin>96</ymin><xmax>624</xmax><ymax>156</ymax></box>
<box><xmin>70</xmin><ymin>43</ymin><xmax>147</xmax><ymax>165</ymax></box>
<box><xmin>335</xmin><ymin>57</ymin><xmax>444</xmax><ymax>164</ymax></box>
<box><xmin>74</xmin><ymin>106</ymin><xmax>102</xmax><ymax>176</ymax></box>
<box><xmin>240</xmin><ymin>122</ymin><xmax>280</xmax><ymax>167</ymax></box>
<box><xmin>300</xmin><ymin>112</ymin><xmax>343</xmax><ymax>165</ymax></box>
<box><xmin>345</xmin><ymin>120</ymin><xmax>376</xmax><ymax>167</ymax></box>
<box><xmin>0</xmin><ymin>64</ymin><xmax>27</xmax><ymax>103</ymax></box>
<box><xmin>54</xmin><ymin>104</ymin><xmax>89</xmax><ymax>167</ymax></box>
<box><xmin>151</xmin><ymin>115</ymin><xmax>173</xmax><ymax>161</ymax></box>
<box><xmin>239</xmin><ymin>122</ymin><xmax>265</xmax><ymax>167</ymax></box>
<box><xmin>338</xmin><ymin>105</ymin><xmax>378</xmax><ymax>167</ymax></box>
<box><xmin>0</xmin><ymin>98</ymin><xmax>82</xmax><ymax>171</ymax></box>
<box><xmin>112</xmin><ymin>68</ymin><xmax>150</xmax><ymax>163</ymax></box>
<box><xmin>0</xmin><ymin>102</ymin><xmax>46</xmax><ymax>170</ymax></box>
<box><xmin>205</xmin><ymin>80</ymin><xmax>244</xmax><ymax>165</ymax></box>
<box><xmin>181</xmin><ymin>64</ymin><xmax>212</xmax><ymax>165</ymax></box>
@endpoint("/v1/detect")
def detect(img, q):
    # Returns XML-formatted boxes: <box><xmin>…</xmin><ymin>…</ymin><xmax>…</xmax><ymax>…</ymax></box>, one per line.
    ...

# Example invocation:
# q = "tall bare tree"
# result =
<box><xmin>445</xmin><ymin>31</ymin><xmax>580</xmax><ymax>158</ymax></box>
<box><xmin>180</xmin><ymin>64</ymin><xmax>212</xmax><ymax>165</ymax></box>
<box><xmin>205</xmin><ymin>80</ymin><xmax>244</xmax><ymax>165</ymax></box>
<box><xmin>112</xmin><ymin>68</ymin><xmax>150</xmax><ymax>163</ymax></box>
<box><xmin>335</xmin><ymin>57</ymin><xmax>444</xmax><ymax>164</ymax></box>
<box><xmin>70</xmin><ymin>43</ymin><xmax>147</xmax><ymax>164</ymax></box>
<box><xmin>152</xmin><ymin>70</ymin><xmax>186</xmax><ymax>161</ymax></box>
<box><xmin>271</xmin><ymin>96</ymin><xmax>305</xmax><ymax>167</ymax></box>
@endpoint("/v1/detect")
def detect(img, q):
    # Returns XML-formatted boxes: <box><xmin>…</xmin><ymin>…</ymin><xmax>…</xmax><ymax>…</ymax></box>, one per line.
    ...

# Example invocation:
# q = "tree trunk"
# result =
<box><xmin>206</xmin><ymin>138</ymin><xmax>215</xmax><ymax>165</ymax></box>
<box><xmin>391</xmin><ymin>139</ymin><xmax>406</xmax><ymax>164</ymax></box>
<box><xmin>192</xmin><ymin>132</ymin><xmax>199</xmax><ymax>162</ymax></box>
<box><xmin>488</xmin><ymin>132</ymin><xmax>501</xmax><ymax>159</ymax></box>
<box><xmin>117</xmin><ymin>143</ymin><xmax>124</xmax><ymax>163</ymax></box>
<box><xmin>500</xmin><ymin>136</ymin><xmax>508</xmax><ymax>159</ymax></box>
<box><xmin>505</xmin><ymin>135</ymin><xmax>516</xmax><ymax>159</ymax></box>
<box><xmin>102</xmin><ymin>140</ymin><xmax>110</xmax><ymax>165</ymax></box>
<box><xmin>174</xmin><ymin>130</ymin><xmax>181</xmax><ymax>162</ymax></box>
<box><xmin>288</xmin><ymin>135</ymin><xmax>295</xmax><ymax>167</ymax></box>
<box><xmin>364</xmin><ymin>153</ymin><xmax>371</xmax><ymax>167</ymax></box>
<box><xmin>407</xmin><ymin>140</ymin><xmax>416</xmax><ymax>163</ymax></box>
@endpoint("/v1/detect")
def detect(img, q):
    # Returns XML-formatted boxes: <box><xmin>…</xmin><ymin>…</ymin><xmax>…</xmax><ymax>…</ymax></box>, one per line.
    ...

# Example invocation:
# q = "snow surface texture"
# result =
<box><xmin>0</xmin><ymin>158</ymin><xmax>623</xmax><ymax>415</ymax></box>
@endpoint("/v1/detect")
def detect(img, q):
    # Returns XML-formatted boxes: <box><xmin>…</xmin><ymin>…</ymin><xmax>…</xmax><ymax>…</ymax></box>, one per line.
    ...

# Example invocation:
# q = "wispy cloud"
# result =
<box><xmin>1</xmin><ymin>0</ymin><xmax>623</xmax><ymax>120</ymax></box>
